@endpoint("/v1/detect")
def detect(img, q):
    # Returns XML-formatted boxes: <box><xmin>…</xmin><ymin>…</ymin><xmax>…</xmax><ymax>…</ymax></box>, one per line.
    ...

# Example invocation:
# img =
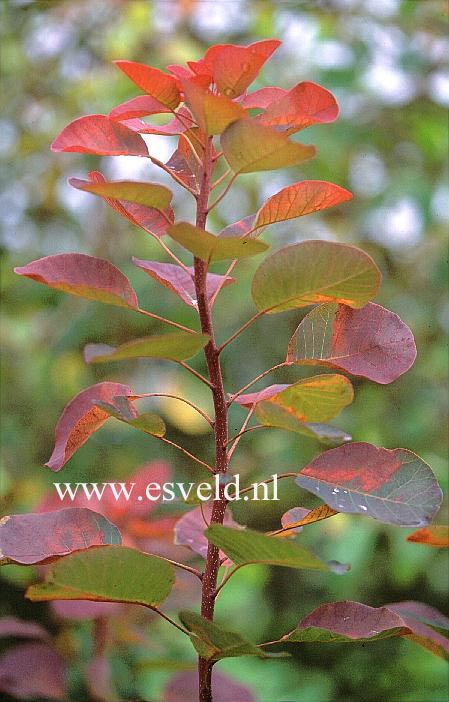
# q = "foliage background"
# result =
<box><xmin>1</xmin><ymin>0</ymin><xmax>448</xmax><ymax>700</ymax></box>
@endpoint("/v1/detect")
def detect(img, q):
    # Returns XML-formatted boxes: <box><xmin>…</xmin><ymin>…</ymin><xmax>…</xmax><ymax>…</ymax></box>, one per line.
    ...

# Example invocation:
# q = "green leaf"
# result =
<box><xmin>67</xmin><ymin>179</ymin><xmax>173</xmax><ymax>210</ymax></box>
<box><xmin>167</xmin><ymin>222</ymin><xmax>269</xmax><ymax>262</ymax></box>
<box><xmin>179</xmin><ymin>610</ymin><xmax>265</xmax><ymax>661</ymax></box>
<box><xmin>84</xmin><ymin>331</ymin><xmax>210</xmax><ymax>364</ymax></box>
<box><xmin>221</xmin><ymin>118</ymin><xmax>316</xmax><ymax>173</ymax></box>
<box><xmin>256</xmin><ymin>374</ymin><xmax>354</xmax><ymax>426</ymax></box>
<box><xmin>26</xmin><ymin>546</ymin><xmax>175</xmax><ymax>607</ymax></box>
<box><xmin>205</xmin><ymin>525</ymin><xmax>329</xmax><ymax>571</ymax></box>
<box><xmin>252</xmin><ymin>241</ymin><xmax>381</xmax><ymax>314</ymax></box>
<box><xmin>95</xmin><ymin>399</ymin><xmax>166</xmax><ymax>438</ymax></box>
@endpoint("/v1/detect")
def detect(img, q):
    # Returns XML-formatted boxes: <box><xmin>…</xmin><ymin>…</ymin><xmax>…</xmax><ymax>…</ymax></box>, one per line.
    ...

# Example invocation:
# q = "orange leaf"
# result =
<box><xmin>407</xmin><ymin>526</ymin><xmax>449</xmax><ymax>547</ymax></box>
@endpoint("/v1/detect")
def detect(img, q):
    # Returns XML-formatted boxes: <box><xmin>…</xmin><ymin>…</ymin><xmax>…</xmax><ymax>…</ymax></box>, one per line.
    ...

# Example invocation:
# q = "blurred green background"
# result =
<box><xmin>1</xmin><ymin>0</ymin><xmax>448</xmax><ymax>700</ymax></box>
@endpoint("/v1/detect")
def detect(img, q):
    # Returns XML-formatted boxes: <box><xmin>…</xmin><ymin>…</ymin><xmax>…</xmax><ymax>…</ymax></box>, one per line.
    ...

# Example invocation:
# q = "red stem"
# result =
<box><xmin>193</xmin><ymin>136</ymin><xmax>229</xmax><ymax>702</ymax></box>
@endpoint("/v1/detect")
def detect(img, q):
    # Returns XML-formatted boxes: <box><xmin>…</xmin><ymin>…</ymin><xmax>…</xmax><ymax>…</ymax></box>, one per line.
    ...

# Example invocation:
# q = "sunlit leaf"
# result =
<box><xmin>68</xmin><ymin>178</ymin><xmax>172</xmax><ymax>210</ymax></box>
<box><xmin>182</xmin><ymin>78</ymin><xmax>246</xmax><ymax>135</ymax></box>
<box><xmin>296</xmin><ymin>442</ymin><xmax>443</xmax><ymax>527</ymax></box>
<box><xmin>286</xmin><ymin>601</ymin><xmax>411</xmax><ymax>644</ymax></box>
<box><xmin>240</xmin><ymin>86</ymin><xmax>286</xmax><ymax>109</ymax></box>
<box><xmin>219</xmin><ymin>214</ymin><xmax>257</xmax><ymax>239</ymax></box>
<box><xmin>256</xmin><ymin>374</ymin><xmax>354</xmax><ymax>425</ymax></box>
<box><xmin>201</xmin><ymin>39</ymin><xmax>281</xmax><ymax>98</ymax></box>
<box><xmin>132</xmin><ymin>259</ymin><xmax>234</xmax><ymax>308</ymax></box>
<box><xmin>84</xmin><ymin>331</ymin><xmax>210</xmax><ymax>364</ymax></box>
<box><xmin>45</xmin><ymin>381</ymin><xmax>137</xmax><ymax>471</ymax></box>
<box><xmin>179</xmin><ymin>610</ymin><xmax>265</xmax><ymax>661</ymax></box>
<box><xmin>252</xmin><ymin>241</ymin><xmax>381</xmax><ymax>314</ymax></box>
<box><xmin>275</xmin><ymin>504</ymin><xmax>339</xmax><ymax>537</ymax></box>
<box><xmin>260</xmin><ymin>81</ymin><xmax>339</xmax><ymax>134</ymax></box>
<box><xmin>406</xmin><ymin>526</ymin><xmax>449</xmax><ymax>547</ymax></box>
<box><xmin>51</xmin><ymin>114</ymin><xmax>148</xmax><ymax>156</ymax></box>
<box><xmin>72</xmin><ymin>171</ymin><xmax>174</xmax><ymax>237</ymax></box>
<box><xmin>26</xmin><ymin>546</ymin><xmax>175</xmax><ymax>607</ymax></box>
<box><xmin>94</xmin><ymin>399</ymin><xmax>166</xmax><ymax>438</ymax></box>
<box><xmin>287</xmin><ymin>302</ymin><xmax>416</xmax><ymax>383</ymax></box>
<box><xmin>205</xmin><ymin>525</ymin><xmax>329</xmax><ymax>571</ymax></box>
<box><xmin>255</xmin><ymin>180</ymin><xmax>352</xmax><ymax>229</ymax></box>
<box><xmin>0</xmin><ymin>643</ymin><xmax>67</xmax><ymax>700</ymax></box>
<box><xmin>221</xmin><ymin>118</ymin><xmax>316</xmax><ymax>173</ymax></box>
<box><xmin>114</xmin><ymin>60</ymin><xmax>181</xmax><ymax>109</ymax></box>
<box><xmin>0</xmin><ymin>509</ymin><xmax>121</xmax><ymax>566</ymax></box>
<box><xmin>121</xmin><ymin>107</ymin><xmax>195</xmax><ymax>136</ymax></box>
<box><xmin>14</xmin><ymin>253</ymin><xmax>139</xmax><ymax>309</ymax></box>
<box><xmin>168</xmin><ymin>222</ymin><xmax>269</xmax><ymax>262</ymax></box>
<box><xmin>109</xmin><ymin>94</ymin><xmax>171</xmax><ymax>120</ymax></box>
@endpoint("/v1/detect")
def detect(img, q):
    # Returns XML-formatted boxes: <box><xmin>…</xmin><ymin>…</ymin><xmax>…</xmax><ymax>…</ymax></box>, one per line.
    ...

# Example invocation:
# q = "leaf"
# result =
<box><xmin>252</xmin><ymin>240</ymin><xmax>381</xmax><ymax>314</ymax></box>
<box><xmin>256</xmin><ymin>374</ymin><xmax>354</xmax><ymax>424</ymax></box>
<box><xmin>164</xmin><ymin>670</ymin><xmax>255</xmax><ymax>702</ymax></box>
<box><xmin>14</xmin><ymin>253</ymin><xmax>139</xmax><ymax>309</ymax></box>
<box><xmin>114</xmin><ymin>60</ymin><xmax>181</xmax><ymax>109</ymax></box>
<box><xmin>109</xmin><ymin>94</ymin><xmax>171</xmax><ymax>120</ymax></box>
<box><xmin>51</xmin><ymin>114</ymin><xmax>148</xmax><ymax>156</ymax></box>
<box><xmin>26</xmin><ymin>545</ymin><xmax>175</xmax><ymax>607</ymax></box>
<box><xmin>275</xmin><ymin>504</ymin><xmax>339</xmax><ymax>537</ymax></box>
<box><xmin>0</xmin><ymin>642</ymin><xmax>67</xmax><ymax>700</ymax></box>
<box><xmin>235</xmin><ymin>383</ymin><xmax>352</xmax><ymax>446</ymax></box>
<box><xmin>72</xmin><ymin>171</ymin><xmax>174</xmax><ymax>237</ymax></box>
<box><xmin>84</xmin><ymin>331</ymin><xmax>210</xmax><ymax>364</ymax></box>
<box><xmin>95</xmin><ymin>399</ymin><xmax>166</xmax><ymax>438</ymax></box>
<box><xmin>121</xmin><ymin>108</ymin><xmax>195</xmax><ymax>136</ymax></box>
<box><xmin>205</xmin><ymin>525</ymin><xmax>329</xmax><ymax>571</ymax></box>
<box><xmin>406</xmin><ymin>526</ymin><xmax>449</xmax><ymax>547</ymax></box>
<box><xmin>45</xmin><ymin>381</ymin><xmax>137</xmax><ymax>471</ymax></box>
<box><xmin>132</xmin><ymin>259</ymin><xmax>234</xmax><ymax>308</ymax></box>
<box><xmin>0</xmin><ymin>617</ymin><xmax>49</xmax><ymax>640</ymax></box>
<box><xmin>174</xmin><ymin>503</ymin><xmax>238</xmax><ymax>559</ymax></box>
<box><xmin>287</xmin><ymin>302</ymin><xmax>416</xmax><ymax>384</ymax></box>
<box><xmin>68</xmin><ymin>178</ymin><xmax>173</xmax><ymax>211</ymax></box>
<box><xmin>179</xmin><ymin>610</ymin><xmax>265</xmax><ymax>661</ymax></box>
<box><xmin>240</xmin><ymin>86</ymin><xmax>287</xmax><ymax>109</ymax></box>
<box><xmin>296</xmin><ymin>442</ymin><xmax>443</xmax><ymax>527</ymax></box>
<box><xmin>182</xmin><ymin>78</ymin><xmax>246</xmax><ymax>135</ymax></box>
<box><xmin>167</xmin><ymin>222</ymin><xmax>269</xmax><ymax>262</ymax></box>
<box><xmin>255</xmin><ymin>180</ymin><xmax>352</xmax><ymax>229</ymax></box>
<box><xmin>260</xmin><ymin>81</ymin><xmax>339</xmax><ymax>134</ymax></box>
<box><xmin>387</xmin><ymin>601</ymin><xmax>449</xmax><ymax>661</ymax></box>
<box><xmin>219</xmin><ymin>214</ymin><xmax>257</xmax><ymax>239</ymax></box>
<box><xmin>202</xmin><ymin>39</ymin><xmax>281</xmax><ymax>98</ymax></box>
<box><xmin>0</xmin><ymin>508</ymin><xmax>121</xmax><ymax>566</ymax></box>
<box><xmin>221</xmin><ymin>118</ymin><xmax>316</xmax><ymax>173</ymax></box>
<box><xmin>286</xmin><ymin>601</ymin><xmax>411</xmax><ymax>644</ymax></box>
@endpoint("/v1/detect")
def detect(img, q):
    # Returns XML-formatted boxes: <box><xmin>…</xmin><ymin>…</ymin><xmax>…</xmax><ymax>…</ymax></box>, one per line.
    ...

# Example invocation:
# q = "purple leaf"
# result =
<box><xmin>164</xmin><ymin>670</ymin><xmax>255</xmax><ymax>702</ymax></box>
<box><xmin>0</xmin><ymin>642</ymin><xmax>67</xmax><ymax>700</ymax></box>
<box><xmin>0</xmin><ymin>617</ymin><xmax>49</xmax><ymax>640</ymax></box>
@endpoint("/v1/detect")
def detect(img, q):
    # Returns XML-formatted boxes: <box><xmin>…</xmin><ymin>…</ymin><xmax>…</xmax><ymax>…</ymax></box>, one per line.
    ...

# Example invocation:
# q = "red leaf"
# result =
<box><xmin>296</xmin><ymin>442</ymin><xmax>442</xmax><ymax>527</ymax></box>
<box><xmin>219</xmin><ymin>214</ymin><xmax>257</xmax><ymax>239</ymax></box>
<box><xmin>295</xmin><ymin>601</ymin><xmax>411</xmax><ymax>640</ymax></box>
<box><xmin>240</xmin><ymin>86</ymin><xmax>287</xmax><ymax>109</ymax></box>
<box><xmin>109</xmin><ymin>94</ymin><xmax>171</xmax><ymax>120</ymax></box>
<box><xmin>255</xmin><ymin>180</ymin><xmax>353</xmax><ymax>229</ymax></box>
<box><xmin>260</xmin><ymin>81</ymin><xmax>339</xmax><ymax>133</ymax></box>
<box><xmin>174</xmin><ymin>503</ymin><xmax>238</xmax><ymax>560</ymax></box>
<box><xmin>0</xmin><ymin>508</ymin><xmax>121</xmax><ymax>565</ymax></box>
<box><xmin>164</xmin><ymin>670</ymin><xmax>255</xmax><ymax>702</ymax></box>
<box><xmin>0</xmin><ymin>617</ymin><xmax>49</xmax><ymax>640</ymax></box>
<box><xmin>51</xmin><ymin>114</ymin><xmax>148</xmax><ymax>156</ymax></box>
<box><xmin>132</xmin><ymin>258</ymin><xmax>235</xmax><ymax>308</ymax></box>
<box><xmin>46</xmin><ymin>381</ymin><xmax>137</xmax><ymax>471</ymax></box>
<box><xmin>74</xmin><ymin>171</ymin><xmax>174</xmax><ymax>237</ymax></box>
<box><xmin>0</xmin><ymin>642</ymin><xmax>67</xmax><ymax>700</ymax></box>
<box><xmin>203</xmin><ymin>39</ymin><xmax>281</xmax><ymax>97</ymax></box>
<box><xmin>114</xmin><ymin>60</ymin><xmax>181</xmax><ymax>109</ymax></box>
<box><xmin>121</xmin><ymin>107</ymin><xmax>195</xmax><ymax>135</ymax></box>
<box><xmin>406</xmin><ymin>525</ymin><xmax>449</xmax><ymax>547</ymax></box>
<box><xmin>387</xmin><ymin>601</ymin><xmax>449</xmax><ymax>661</ymax></box>
<box><xmin>167</xmin><ymin>64</ymin><xmax>194</xmax><ymax>80</ymax></box>
<box><xmin>287</xmin><ymin>302</ymin><xmax>417</xmax><ymax>384</ymax></box>
<box><xmin>165</xmin><ymin>132</ymin><xmax>203</xmax><ymax>192</ymax></box>
<box><xmin>14</xmin><ymin>252</ymin><xmax>139</xmax><ymax>309</ymax></box>
<box><xmin>233</xmin><ymin>384</ymin><xmax>290</xmax><ymax>408</ymax></box>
